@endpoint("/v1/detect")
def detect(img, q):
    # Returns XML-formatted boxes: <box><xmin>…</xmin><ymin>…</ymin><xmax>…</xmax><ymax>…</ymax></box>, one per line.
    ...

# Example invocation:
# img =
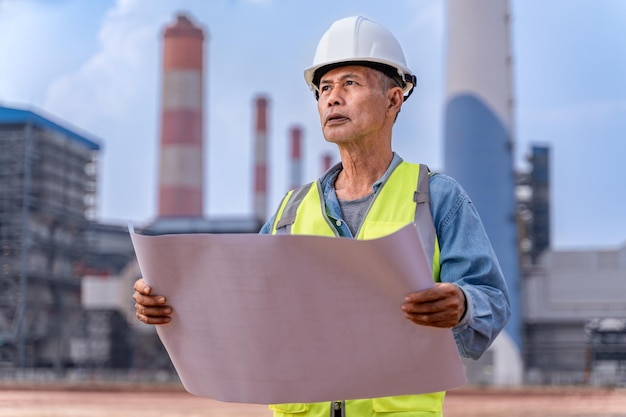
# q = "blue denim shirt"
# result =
<box><xmin>261</xmin><ymin>153</ymin><xmax>511</xmax><ymax>360</ymax></box>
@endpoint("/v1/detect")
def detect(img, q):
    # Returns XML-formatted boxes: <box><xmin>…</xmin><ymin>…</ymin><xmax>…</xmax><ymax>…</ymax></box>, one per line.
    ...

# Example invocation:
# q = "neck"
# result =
<box><xmin>334</xmin><ymin>146</ymin><xmax>393</xmax><ymax>200</ymax></box>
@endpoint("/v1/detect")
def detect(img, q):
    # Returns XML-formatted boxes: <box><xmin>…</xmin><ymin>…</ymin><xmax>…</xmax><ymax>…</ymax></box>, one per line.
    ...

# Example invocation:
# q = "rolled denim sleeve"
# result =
<box><xmin>430</xmin><ymin>174</ymin><xmax>511</xmax><ymax>359</ymax></box>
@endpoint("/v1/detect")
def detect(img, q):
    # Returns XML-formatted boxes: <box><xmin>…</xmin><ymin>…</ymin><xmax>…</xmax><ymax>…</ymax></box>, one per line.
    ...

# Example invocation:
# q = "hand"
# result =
<box><xmin>401</xmin><ymin>283</ymin><xmax>467</xmax><ymax>328</ymax></box>
<box><xmin>133</xmin><ymin>278</ymin><xmax>172</xmax><ymax>325</ymax></box>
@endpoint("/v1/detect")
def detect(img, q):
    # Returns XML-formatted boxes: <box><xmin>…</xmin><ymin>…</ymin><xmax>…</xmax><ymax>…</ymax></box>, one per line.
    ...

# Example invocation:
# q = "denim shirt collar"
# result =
<box><xmin>319</xmin><ymin>152</ymin><xmax>403</xmax><ymax>237</ymax></box>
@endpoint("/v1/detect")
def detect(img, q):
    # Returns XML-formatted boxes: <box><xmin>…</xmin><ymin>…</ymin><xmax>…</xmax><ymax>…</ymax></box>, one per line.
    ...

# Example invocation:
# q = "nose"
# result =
<box><xmin>324</xmin><ymin>85</ymin><xmax>343</xmax><ymax>107</ymax></box>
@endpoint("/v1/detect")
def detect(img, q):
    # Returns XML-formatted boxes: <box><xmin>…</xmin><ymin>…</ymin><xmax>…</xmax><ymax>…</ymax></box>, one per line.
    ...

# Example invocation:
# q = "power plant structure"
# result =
<box><xmin>0</xmin><ymin>13</ymin><xmax>272</xmax><ymax>373</ymax></box>
<box><xmin>321</xmin><ymin>152</ymin><xmax>334</xmax><ymax>174</ymax></box>
<box><xmin>444</xmin><ymin>0</ymin><xmax>626</xmax><ymax>386</ymax></box>
<box><xmin>0</xmin><ymin>105</ymin><xmax>103</xmax><ymax>368</ymax></box>
<box><xmin>253</xmin><ymin>95</ymin><xmax>270</xmax><ymax>223</ymax></box>
<box><xmin>288</xmin><ymin>125</ymin><xmax>303</xmax><ymax>191</ymax></box>
<box><xmin>157</xmin><ymin>14</ymin><xmax>206</xmax><ymax>219</ymax></box>
<box><xmin>519</xmin><ymin>146</ymin><xmax>626</xmax><ymax>385</ymax></box>
<box><xmin>149</xmin><ymin>14</ymin><xmax>264</xmax><ymax>235</ymax></box>
<box><xmin>444</xmin><ymin>0</ymin><xmax>522</xmax><ymax>384</ymax></box>
<box><xmin>0</xmin><ymin>9</ymin><xmax>624</xmax><ymax>387</ymax></box>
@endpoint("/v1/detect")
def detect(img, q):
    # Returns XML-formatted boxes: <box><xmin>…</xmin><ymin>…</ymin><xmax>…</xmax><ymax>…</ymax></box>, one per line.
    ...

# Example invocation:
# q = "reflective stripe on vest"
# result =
<box><xmin>269</xmin><ymin>162</ymin><xmax>444</xmax><ymax>417</ymax></box>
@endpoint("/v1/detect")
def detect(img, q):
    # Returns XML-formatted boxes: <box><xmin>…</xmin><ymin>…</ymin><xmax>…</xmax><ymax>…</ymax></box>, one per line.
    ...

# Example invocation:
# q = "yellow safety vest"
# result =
<box><xmin>269</xmin><ymin>162</ymin><xmax>445</xmax><ymax>417</ymax></box>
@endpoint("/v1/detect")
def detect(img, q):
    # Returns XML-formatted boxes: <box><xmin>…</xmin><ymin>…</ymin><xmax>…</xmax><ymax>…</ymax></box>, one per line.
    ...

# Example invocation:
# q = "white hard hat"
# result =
<box><xmin>304</xmin><ymin>16</ymin><xmax>416</xmax><ymax>101</ymax></box>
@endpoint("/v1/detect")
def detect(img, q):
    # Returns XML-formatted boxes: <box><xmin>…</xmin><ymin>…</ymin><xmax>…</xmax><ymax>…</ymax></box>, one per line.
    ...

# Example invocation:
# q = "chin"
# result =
<box><xmin>323</xmin><ymin>130</ymin><xmax>352</xmax><ymax>145</ymax></box>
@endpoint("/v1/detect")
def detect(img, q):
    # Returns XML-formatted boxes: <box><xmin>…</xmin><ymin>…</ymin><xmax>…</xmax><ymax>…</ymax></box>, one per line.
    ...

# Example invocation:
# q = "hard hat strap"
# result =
<box><xmin>402</xmin><ymin>73</ymin><xmax>417</xmax><ymax>101</ymax></box>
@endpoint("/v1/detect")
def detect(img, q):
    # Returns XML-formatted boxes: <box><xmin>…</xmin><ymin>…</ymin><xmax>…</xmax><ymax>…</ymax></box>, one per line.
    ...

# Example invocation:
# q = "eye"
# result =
<box><xmin>345</xmin><ymin>80</ymin><xmax>355</xmax><ymax>86</ymax></box>
<box><xmin>320</xmin><ymin>85</ymin><xmax>331</xmax><ymax>93</ymax></box>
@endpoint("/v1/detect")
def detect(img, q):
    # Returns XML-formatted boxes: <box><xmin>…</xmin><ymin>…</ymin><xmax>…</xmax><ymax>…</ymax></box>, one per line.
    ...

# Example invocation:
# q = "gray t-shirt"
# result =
<box><xmin>338</xmin><ymin>193</ymin><xmax>375</xmax><ymax>237</ymax></box>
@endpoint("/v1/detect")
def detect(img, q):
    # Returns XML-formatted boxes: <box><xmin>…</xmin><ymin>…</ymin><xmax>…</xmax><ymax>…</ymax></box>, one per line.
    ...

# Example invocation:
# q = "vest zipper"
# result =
<box><xmin>330</xmin><ymin>400</ymin><xmax>345</xmax><ymax>417</ymax></box>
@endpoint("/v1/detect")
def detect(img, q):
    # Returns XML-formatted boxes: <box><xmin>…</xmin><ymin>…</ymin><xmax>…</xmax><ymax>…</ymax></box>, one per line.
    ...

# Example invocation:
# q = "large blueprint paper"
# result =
<box><xmin>130</xmin><ymin>224</ymin><xmax>467</xmax><ymax>404</ymax></box>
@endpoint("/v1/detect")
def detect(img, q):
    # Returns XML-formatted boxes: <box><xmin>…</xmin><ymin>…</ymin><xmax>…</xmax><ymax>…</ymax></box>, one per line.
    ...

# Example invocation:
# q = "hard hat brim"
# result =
<box><xmin>304</xmin><ymin>59</ymin><xmax>416</xmax><ymax>100</ymax></box>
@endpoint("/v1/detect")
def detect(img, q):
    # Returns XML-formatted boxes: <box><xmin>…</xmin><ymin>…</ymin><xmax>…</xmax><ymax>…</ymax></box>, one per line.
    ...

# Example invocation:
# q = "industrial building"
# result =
<box><xmin>0</xmin><ymin>105</ymin><xmax>101</xmax><ymax>369</ymax></box>
<box><xmin>517</xmin><ymin>146</ymin><xmax>625</xmax><ymax>385</ymax></box>
<box><xmin>523</xmin><ymin>240</ymin><xmax>626</xmax><ymax>385</ymax></box>
<box><xmin>0</xmin><ymin>7</ymin><xmax>624</xmax><ymax>387</ymax></box>
<box><xmin>444</xmin><ymin>0</ymin><xmax>624</xmax><ymax>386</ymax></box>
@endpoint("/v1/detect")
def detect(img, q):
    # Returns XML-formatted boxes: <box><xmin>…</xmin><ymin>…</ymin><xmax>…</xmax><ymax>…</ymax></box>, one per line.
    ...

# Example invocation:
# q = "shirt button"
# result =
<box><xmin>336</xmin><ymin>220</ymin><xmax>342</xmax><ymax>226</ymax></box>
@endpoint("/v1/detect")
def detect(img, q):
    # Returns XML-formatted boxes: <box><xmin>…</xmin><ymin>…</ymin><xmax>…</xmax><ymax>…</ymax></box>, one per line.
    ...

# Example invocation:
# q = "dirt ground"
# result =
<box><xmin>1</xmin><ymin>386</ymin><xmax>626</xmax><ymax>417</ymax></box>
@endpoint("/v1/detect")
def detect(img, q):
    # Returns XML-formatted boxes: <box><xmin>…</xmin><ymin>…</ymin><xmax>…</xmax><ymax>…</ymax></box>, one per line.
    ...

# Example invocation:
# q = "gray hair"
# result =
<box><xmin>373</xmin><ymin>70</ymin><xmax>402</xmax><ymax>122</ymax></box>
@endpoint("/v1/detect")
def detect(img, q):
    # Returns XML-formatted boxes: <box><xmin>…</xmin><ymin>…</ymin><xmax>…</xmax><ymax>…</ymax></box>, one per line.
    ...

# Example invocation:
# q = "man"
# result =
<box><xmin>134</xmin><ymin>16</ymin><xmax>510</xmax><ymax>417</ymax></box>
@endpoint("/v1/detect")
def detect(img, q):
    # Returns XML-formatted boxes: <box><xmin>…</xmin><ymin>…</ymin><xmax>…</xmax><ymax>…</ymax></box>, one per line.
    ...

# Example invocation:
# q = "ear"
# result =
<box><xmin>386</xmin><ymin>86</ymin><xmax>404</xmax><ymax>117</ymax></box>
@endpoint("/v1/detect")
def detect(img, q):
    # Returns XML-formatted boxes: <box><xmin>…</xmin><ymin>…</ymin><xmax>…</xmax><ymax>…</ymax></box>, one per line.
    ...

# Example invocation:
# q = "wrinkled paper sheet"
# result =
<box><xmin>130</xmin><ymin>224</ymin><xmax>467</xmax><ymax>404</ymax></box>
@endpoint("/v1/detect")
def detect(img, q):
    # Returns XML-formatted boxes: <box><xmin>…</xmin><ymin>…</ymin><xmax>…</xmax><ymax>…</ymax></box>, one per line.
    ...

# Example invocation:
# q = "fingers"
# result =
<box><xmin>401</xmin><ymin>283</ymin><xmax>466</xmax><ymax>328</ymax></box>
<box><xmin>134</xmin><ymin>278</ymin><xmax>151</xmax><ymax>295</ymax></box>
<box><xmin>135</xmin><ymin>303</ymin><xmax>172</xmax><ymax>325</ymax></box>
<box><xmin>132</xmin><ymin>291</ymin><xmax>167</xmax><ymax>307</ymax></box>
<box><xmin>403</xmin><ymin>283</ymin><xmax>459</xmax><ymax>304</ymax></box>
<box><xmin>402</xmin><ymin>310</ymin><xmax>459</xmax><ymax>328</ymax></box>
<box><xmin>133</xmin><ymin>277</ymin><xmax>172</xmax><ymax>325</ymax></box>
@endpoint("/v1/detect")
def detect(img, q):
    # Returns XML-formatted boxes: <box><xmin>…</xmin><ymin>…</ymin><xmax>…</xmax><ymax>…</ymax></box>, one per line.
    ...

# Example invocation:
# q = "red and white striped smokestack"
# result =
<box><xmin>157</xmin><ymin>13</ymin><xmax>206</xmax><ymax>218</ymax></box>
<box><xmin>322</xmin><ymin>152</ymin><xmax>333</xmax><ymax>173</ymax></box>
<box><xmin>289</xmin><ymin>125</ymin><xmax>303</xmax><ymax>190</ymax></box>
<box><xmin>253</xmin><ymin>95</ymin><xmax>269</xmax><ymax>222</ymax></box>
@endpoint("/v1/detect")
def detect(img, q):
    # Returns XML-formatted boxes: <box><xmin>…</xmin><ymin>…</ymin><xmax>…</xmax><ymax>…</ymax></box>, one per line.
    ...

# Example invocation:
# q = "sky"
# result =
<box><xmin>0</xmin><ymin>0</ymin><xmax>625</xmax><ymax>249</ymax></box>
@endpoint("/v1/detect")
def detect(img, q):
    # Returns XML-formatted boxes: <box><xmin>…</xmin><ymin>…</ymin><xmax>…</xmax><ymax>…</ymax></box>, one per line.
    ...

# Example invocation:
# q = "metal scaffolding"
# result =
<box><xmin>0</xmin><ymin>106</ymin><xmax>99</xmax><ymax>369</ymax></box>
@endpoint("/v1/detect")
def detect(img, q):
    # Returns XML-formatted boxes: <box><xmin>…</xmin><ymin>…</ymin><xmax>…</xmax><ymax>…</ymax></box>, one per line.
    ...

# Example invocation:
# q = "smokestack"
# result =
<box><xmin>289</xmin><ymin>125</ymin><xmax>303</xmax><ymax>190</ymax></box>
<box><xmin>157</xmin><ymin>13</ymin><xmax>206</xmax><ymax>218</ymax></box>
<box><xmin>253</xmin><ymin>95</ymin><xmax>269</xmax><ymax>222</ymax></box>
<box><xmin>322</xmin><ymin>152</ymin><xmax>333</xmax><ymax>173</ymax></box>
<box><xmin>444</xmin><ymin>0</ymin><xmax>522</xmax><ymax>382</ymax></box>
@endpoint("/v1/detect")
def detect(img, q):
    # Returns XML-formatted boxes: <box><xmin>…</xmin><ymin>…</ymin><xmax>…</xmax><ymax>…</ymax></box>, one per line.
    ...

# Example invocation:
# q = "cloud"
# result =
<box><xmin>39</xmin><ymin>0</ymin><xmax>276</xmax><ymax>222</ymax></box>
<box><xmin>43</xmin><ymin>1</ymin><xmax>160</xmax><ymax>129</ymax></box>
<box><xmin>41</xmin><ymin>0</ymin><xmax>168</xmax><ymax>222</ymax></box>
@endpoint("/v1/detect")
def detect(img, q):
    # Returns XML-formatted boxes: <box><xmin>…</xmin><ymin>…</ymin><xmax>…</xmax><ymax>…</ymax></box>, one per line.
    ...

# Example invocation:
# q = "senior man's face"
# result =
<box><xmin>317</xmin><ymin>65</ymin><xmax>389</xmax><ymax>145</ymax></box>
